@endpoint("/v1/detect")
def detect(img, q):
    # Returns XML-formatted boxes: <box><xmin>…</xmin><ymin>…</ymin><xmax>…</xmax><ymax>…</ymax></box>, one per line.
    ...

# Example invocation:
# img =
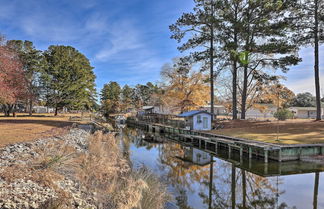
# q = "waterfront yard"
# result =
<box><xmin>0</xmin><ymin>113</ymin><xmax>79</xmax><ymax>147</ymax></box>
<box><xmin>212</xmin><ymin>119</ymin><xmax>324</xmax><ymax>144</ymax></box>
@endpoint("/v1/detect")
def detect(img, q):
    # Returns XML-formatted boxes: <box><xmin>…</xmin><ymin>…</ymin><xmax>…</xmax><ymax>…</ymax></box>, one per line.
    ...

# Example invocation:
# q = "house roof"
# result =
<box><xmin>178</xmin><ymin>110</ymin><xmax>212</xmax><ymax>117</ymax></box>
<box><xmin>142</xmin><ymin>106</ymin><xmax>154</xmax><ymax>110</ymax></box>
<box><xmin>289</xmin><ymin>107</ymin><xmax>321</xmax><ymax>111</ymax></box>
<box><xmin>202</xmin><ymin>105</ymin><xmax>225</xmax><ymax>108</ymax></box>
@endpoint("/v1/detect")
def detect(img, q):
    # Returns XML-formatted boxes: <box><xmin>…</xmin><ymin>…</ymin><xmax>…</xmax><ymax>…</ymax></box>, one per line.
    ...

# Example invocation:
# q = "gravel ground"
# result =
<box><xmin>0</xmin><ymin>127</ymin><xmax>97</xmax><ymax>209</ymax></box>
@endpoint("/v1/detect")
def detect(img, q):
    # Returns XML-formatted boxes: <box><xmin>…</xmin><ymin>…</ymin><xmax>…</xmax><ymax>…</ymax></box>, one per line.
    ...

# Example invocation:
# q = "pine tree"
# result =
<box><xmin>101</xmin><ymin>81</ymin><xmax>121</xmax><ymax>116</ymax></box>
<box><xmin>170</xmin><ymin>0</ymin><xmax>218</xmax><ymax>119</ymax></box>
<box><xmin>236</xmin><ymin>0</ymin><xmax>300</xmax><ymax>119</ymax></box>
<box><xmin>293</xmin><ymin>0</ymin><xmax>324</xmax><ymax>120</ymax></box>
<box><xmin>42</xmin><ymin>45</ymin><xmax>96</xmax><ymax>116</ymax></box>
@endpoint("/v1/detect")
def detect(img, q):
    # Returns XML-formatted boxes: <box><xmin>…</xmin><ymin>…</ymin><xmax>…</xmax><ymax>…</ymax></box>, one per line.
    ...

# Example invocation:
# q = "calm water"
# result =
<box><xmin>117</xmin><ymin>127</ymin><xmax>324</xmax><ymax>209</ymax></box>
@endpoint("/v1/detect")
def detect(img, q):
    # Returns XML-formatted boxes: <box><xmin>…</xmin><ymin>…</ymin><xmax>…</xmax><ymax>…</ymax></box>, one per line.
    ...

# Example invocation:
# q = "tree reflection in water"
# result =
<box><xmin>121</xmin><ymin>128</ymin><xmax>320</xmax><ymax>209</ymax></box>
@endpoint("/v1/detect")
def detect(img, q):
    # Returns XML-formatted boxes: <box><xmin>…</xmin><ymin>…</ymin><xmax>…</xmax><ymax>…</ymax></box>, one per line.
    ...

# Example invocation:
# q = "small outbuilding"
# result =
<box><xmin>178</xmin><ymin>110</ymin><xmax>212</xmax><ymax>131</ymax></box>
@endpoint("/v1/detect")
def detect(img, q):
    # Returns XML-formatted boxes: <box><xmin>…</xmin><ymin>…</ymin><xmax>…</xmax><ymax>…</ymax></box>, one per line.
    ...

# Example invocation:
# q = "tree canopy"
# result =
<box><xmin>42</xmin><ymin>45</ymin><xmax>96</xmax><ymax>115</ymax></box>
<box><xmin>291</xmin><ymin>92</ymin><xmax>316</xmax><ymax>107</ymax></box>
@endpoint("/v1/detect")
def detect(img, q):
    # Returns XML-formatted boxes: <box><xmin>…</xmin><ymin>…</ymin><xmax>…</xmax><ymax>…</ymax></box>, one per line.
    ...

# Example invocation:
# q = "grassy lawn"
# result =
<box><xmin>0</xmin><ymin>113</ymin><xmax>85</xmax><ymax>147</ymax></box>
<box><xmin>211</xmin><ymin>119</ymin><xmax>324</xmax><ymax>144</ymax></box>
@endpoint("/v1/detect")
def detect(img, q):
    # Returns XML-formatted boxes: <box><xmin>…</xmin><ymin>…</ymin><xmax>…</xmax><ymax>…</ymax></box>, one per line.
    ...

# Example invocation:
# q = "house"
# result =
<box><xmin>244</xmin><ymin>105</ymin><xmax>277</xmax><ymax>119</ymax></box>
<box><xmin>178</xmin><ymin>110</ymin><xmax>212</xmax><ymax>131</ymax></box>
<box><xmin>200</xmin><ymin>104</ymin><xmax>227</xmax><ymax>115</ymax></box>
<box><xmin>141</xmin><ymin>105</ymin><xmax>172</xmax><ymax>115</ymax></box>
<box><xmin>289</xmin><ymin>107</ymin><xmax>324</xmax><ymax>119</ymax></box>
<box><xmin>32</xmin><ymin>106</ymin><xmax>54</xmax><ymax>113</ymax></box>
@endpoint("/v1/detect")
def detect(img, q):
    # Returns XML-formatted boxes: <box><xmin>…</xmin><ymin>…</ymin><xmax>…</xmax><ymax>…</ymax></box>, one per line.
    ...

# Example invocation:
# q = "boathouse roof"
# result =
<box><xmin>178</xmin><ymin>110</ymin><xmax>212</xmax><ymax>117</ymax></box>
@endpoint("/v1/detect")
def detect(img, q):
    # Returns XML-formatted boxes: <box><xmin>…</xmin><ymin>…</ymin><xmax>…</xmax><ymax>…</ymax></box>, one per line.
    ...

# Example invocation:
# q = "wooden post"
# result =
<box><xmin>249</xmin><ymin>147</ymin><xmax>252</xmax><ymax>159</ymax></box>
<box><xmin>228</xmin><ymin>145</ymin><xmax>232</xmax><ymax>159</ymax></box>
<box><xmin>264</xmin><ymin>150</ymin><xmax>268</xmax><ymax>163</ymax></box>
<box><xmin>240</xmin><ymin>146</ymin><xmax>243</xmax><ymax>164</ymax></box>
<box><xmin>278</xmin><ymin>148</ymin><xmax>282</xmax><ymax>162</ymax></box>
<box><xmin>215</xmin><ymin>142</ymin><xmax>218</xmax><ymax>155</ymax></box>
<box><xmin>264</xmin><ymin>163</ymin><xmax>268</xmax><ymax>174</ymax></box>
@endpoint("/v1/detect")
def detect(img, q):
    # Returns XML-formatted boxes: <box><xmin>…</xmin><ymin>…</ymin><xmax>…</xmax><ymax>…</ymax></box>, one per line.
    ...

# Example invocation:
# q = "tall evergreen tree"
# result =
<box><xmin>170</xmin><ymin>0</ymin><xmax>218</xmax><ymax>120</ymax></box>
<box><xmin>42</xmin><ymin>45</ymin><xmax>96</xmax><ymax>116</ymax></box>
<box><xmin>121</xmin><ymin>84</ymin><xmax>134</xmax><ymax>111</ymax></box>
<box><xmin>293</xmin><ymin>0</ymin><xmax>324</xmax><ymax>120</ymax></box>
<box><xmin>101</xmin><ymin>81</ymin><xmax>121</xmax><ymax>116</ymax></box>
<box><xmin>235</xmin><ymin>0</ymin><xmax>300</xmax><ymax>119</ymax></box>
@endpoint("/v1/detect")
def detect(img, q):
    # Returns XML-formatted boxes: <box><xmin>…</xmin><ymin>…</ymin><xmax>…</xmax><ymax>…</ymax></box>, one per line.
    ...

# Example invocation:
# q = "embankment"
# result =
<box><xmin>0</xmin><ymin>127</ymin><xmax>169</xmax><ymax>209</ymax></box>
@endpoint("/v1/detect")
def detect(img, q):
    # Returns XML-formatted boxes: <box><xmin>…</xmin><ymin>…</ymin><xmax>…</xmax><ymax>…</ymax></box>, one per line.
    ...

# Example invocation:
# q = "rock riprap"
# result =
<box><xmin>0</xmin><ymin>128</ymin><xmax>96</xmax><ymax>209</ymax></box>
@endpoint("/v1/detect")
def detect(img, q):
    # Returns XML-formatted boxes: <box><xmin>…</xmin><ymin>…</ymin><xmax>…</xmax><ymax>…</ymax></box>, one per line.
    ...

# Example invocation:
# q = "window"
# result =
<box><xmin>197</xmin><ymin>115</ymin><xmax>202</xmax><ymax>123</ymax></box>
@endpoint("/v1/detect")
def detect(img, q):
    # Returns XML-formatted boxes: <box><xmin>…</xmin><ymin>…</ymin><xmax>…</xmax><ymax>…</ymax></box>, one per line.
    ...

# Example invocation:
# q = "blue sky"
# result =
<box><xmin>0</xmin><ymin>0</ymin><xmax>323</xmax><ymax>95</ymax></box>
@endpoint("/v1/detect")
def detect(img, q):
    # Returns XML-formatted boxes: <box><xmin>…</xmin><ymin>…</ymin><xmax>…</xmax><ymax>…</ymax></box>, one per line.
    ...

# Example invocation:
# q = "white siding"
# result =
<box><xmin>289</xmin><ymin>107</ymin><xmax>324</xmax><ymax>119</ymax></box>
<box><xmin>245</xmin><ymin>108</ymin><xmax>276</xmax><ymax>119</ymax></box>
<box><xmin>192</xmin><ymin>113</ymin><xmax>211</xmax><ymax>130</ymax></box>
<box><xmin>192</xmin><ymin>148</ymin><xmax>211</xmax><ymax>165</ymax></box>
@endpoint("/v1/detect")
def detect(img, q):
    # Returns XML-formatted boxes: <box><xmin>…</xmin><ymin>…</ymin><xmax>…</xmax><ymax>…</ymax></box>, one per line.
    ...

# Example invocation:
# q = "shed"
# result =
<box><xmin>178</xmin><ymin>110</ymin><xmax>212</xmax><ymax>130</ymax></box>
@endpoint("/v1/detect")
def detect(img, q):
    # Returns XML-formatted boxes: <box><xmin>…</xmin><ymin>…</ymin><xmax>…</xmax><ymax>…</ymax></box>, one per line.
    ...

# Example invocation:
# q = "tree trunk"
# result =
<box><xmin>3</xmin><ymin>104</ymin><xmax>14</xmax><ymax>117</ymax></box>
<box><xmin>210</xmin><ymin>24</ymin><xmax>214</xmax><ymax>123</ymax></box>
<box><xmin>241</xmin><ymin>8</ymin><xmax>250</xmax><ymax>120</ymax></box>
<box><xmin>29</xmin><ymin>99</ymin><xmax>33</xmax><ymax>116</ymax></box>
<box><xmin>241</xmin><ymin>65</ymin><xmax>248</xmax><ymax>120</ymax></box>
<box><xmin>12</xmin><ymin>104</ymin><xmax>17</xmax><ymax>117</ymax></box>
<box><xmin>232</xmin><ymin>3</ymin><xmax>238</xmax><ymax>120</ymax></box>
<box><xmin>4</xmin><ymin>105</ymin><xmax>10</xmax><ymax>117</ymax></box>
<box><xmin>54</xmin><ymin>106</ymin><xmax>58</xmax><ymax>116</ymax></box>
<box><xmin>314</xmin><ymin>0</ymin><xmax>321</xmax><ymax>120</ymax></box>
<box><xmin>232</xmin><ymin>60</ymin><xmax>238</xmax><ymax>120</ymax></box>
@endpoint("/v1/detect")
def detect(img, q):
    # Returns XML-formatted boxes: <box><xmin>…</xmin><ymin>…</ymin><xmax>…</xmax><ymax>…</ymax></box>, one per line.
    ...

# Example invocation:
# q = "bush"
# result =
<box><xmin>274</xmin><ymin>109</ymin><xmax>294</xmax><ymax>121</ymax></box>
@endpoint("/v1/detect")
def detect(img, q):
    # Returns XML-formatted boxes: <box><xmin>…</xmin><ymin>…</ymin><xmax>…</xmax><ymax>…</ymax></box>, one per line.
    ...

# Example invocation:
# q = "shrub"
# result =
<box><xmin>274</xmin><ymin>109</ymin><xmax>294</xmax><ymax>121</ymax></box>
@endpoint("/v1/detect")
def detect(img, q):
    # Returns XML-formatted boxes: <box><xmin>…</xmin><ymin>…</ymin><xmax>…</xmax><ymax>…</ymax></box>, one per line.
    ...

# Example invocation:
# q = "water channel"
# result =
<box><xmin>116</xmin><ymin>126</ymin><xmax>324</xmax><ymax>209</ymax></box>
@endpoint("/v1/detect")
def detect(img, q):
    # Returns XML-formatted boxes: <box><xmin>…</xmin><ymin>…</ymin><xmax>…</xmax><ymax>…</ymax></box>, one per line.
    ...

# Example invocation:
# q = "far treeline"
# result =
<box><xmin>168</xmin><ymin>0</ymin><xmax>323</xmax><ymax>120</ymax></box>
<box><xmin>0</xmin><ymin>36</ymin><xmax>96</xmax><ymax>116</ymax></box>
<box><xmin>100</xmin><ymin>71</ymin><xmax>324</xmax><ymax>118</ymax></box>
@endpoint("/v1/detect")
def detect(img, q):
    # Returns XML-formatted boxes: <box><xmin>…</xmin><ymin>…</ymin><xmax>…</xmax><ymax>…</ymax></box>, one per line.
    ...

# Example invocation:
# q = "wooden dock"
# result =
<box><xmin>127</xmin><ymin>118</ymin><xmax>324</xmax><ymax>162</ymax></box>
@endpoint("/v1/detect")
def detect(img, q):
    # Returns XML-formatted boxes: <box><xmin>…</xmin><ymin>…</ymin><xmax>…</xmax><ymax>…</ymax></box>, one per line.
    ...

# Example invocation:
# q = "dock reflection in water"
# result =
<box><xmin>117</xmin><ymin>128</ymin><xmax>324</xmax><ymax>209</ymax></box>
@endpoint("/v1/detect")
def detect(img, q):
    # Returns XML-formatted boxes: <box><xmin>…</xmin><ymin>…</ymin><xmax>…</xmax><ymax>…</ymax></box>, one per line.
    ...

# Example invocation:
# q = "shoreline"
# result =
<box><xmin>0</xmin><ymin>126</ymin><xmax>169</xmax><ymax>209</ymax></box>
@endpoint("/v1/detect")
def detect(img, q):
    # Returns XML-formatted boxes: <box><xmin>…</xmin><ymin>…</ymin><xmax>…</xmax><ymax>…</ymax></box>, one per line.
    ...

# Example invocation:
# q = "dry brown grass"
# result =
<box><xmin>0</xmin><ymin>131</ymin><xmax>170</xmax><ymax>209</ymax></box>
<box><xmin>212</xmin><ymin>119</ymin><xmax>324</xmax><ymax>144</ymax></box>
<box><xmin>0</xmin><ymin>119</ymin><xmax>73</xmax><ymax>147</ymax></box>
<box><xmin>0</xmin><ymin>113</ymin><xmax>91</xmax><ymax>147</ymax></box>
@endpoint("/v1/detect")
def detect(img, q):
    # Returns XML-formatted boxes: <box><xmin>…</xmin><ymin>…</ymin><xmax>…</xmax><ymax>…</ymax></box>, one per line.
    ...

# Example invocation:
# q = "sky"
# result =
<box><xmin>0</xmin><ymin>0</ymin><xmax>323</xmax><ymax>96</ymax></box>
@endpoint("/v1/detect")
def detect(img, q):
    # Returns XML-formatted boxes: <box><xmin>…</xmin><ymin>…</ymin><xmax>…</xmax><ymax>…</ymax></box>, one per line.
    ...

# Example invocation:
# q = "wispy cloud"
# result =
<box><xmin>284</xmin><ymin>46</ymin><xmax>324</xmax><ymax>95</ymax></box>
<box><xmin>94</xmin><ymin>20</ymin><xmax>144</xmax><ymax>61</ymax></box>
